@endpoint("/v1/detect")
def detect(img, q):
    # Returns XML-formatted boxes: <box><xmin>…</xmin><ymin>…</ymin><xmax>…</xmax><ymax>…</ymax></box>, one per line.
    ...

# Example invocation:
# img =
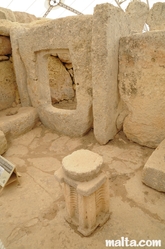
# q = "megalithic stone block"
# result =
<box><xmin>92</xmin><ymin>3</ymin><xmax>130</xmax><ymax>144</ymax></box>
<box><xmin>142</xmin><ymin>139</ymin><xmax>165</xmax><ymax>192</ymax></box>
<box><xmin>10</xmin><ymin>16</ymin><xmax>93</xmax><ymax>136</ymax></box>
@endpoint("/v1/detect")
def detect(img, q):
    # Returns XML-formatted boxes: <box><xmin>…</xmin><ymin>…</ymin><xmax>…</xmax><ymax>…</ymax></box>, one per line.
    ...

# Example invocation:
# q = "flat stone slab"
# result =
<box><xmin>142</xmin><ymin>139</ymin><xmax>165</xmax><ymax>192</ymax></box>
<box><xmin>62</xmin><ymin>149</ymin><xmax>103</xmax><ymax>182</ymax></box>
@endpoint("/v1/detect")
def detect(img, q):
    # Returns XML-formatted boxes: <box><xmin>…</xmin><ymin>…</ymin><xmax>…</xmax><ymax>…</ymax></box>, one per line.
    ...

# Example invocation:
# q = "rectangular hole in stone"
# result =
<box><xmin>48</xmin><ymin>50</ymin><xmax>77</xmax><ymax>110</ymax></box>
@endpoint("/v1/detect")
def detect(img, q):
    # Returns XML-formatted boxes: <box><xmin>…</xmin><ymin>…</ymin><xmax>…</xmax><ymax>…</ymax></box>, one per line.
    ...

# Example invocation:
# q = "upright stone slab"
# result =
<box><xmin>142</xmin><ymin>139</ymin><xmax>165</xmax><ymax>192</ymax></box>
<box><xmin>147</xmin><ymin>3</ymin><xmax>165</xmax><ymax>31</ymax></box>
<box><xmin>119</xmin><ymin>31</ymin><xmax>165</xmax><ymax>148</ymax></box>
<box><xmin>125</xmin><ymin>1</ymin><xmax>149</xmax><ymax>33</ymax></box>
<box><xmin>92</xmin><ymin>4</ymin><xmax>130</xmax><ymax>144</ymax></box>
<box><xmin>10</xmin><ymin>16</ymin><xmax>93</xmax><ymax>136</ymax></box>
<box><xmin>0</xmin><ymin>60</ymin><xmax>17</xmax><ymax>111</ymax></box>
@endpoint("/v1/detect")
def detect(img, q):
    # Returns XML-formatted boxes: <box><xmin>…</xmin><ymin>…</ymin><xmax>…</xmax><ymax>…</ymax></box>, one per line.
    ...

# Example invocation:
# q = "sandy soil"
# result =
<box><xmin>0</xmin><ymin>124</ymin><xmax>165</xmax><ymax>249</ymax></box>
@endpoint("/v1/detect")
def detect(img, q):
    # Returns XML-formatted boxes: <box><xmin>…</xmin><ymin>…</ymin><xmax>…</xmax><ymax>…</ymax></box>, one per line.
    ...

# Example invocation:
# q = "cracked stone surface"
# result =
<box><xmin>0</xmin><ymin>124</ymin><xmax>165</xmax><ymax>249</ymax></box>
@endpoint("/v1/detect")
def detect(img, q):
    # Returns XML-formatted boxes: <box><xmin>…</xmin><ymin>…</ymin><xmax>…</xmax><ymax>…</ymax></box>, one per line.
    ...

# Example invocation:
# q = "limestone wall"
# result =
<box><xmin>1</xmin><ymin>3</ymin><xmax>165</xmax><ymax>148</ymax></box>
<box><xmin>118</xmin><ymin>2</ymin><xmax>165</xmax><ymax>148</ymax></box>
<box><xmin>119</xmin><ymin>31</ymin><xmax>165</xmax><ymax>148</ymax></box>
<box><xmin>0</xmin><ymin>35</ymin><xmax>18</xmax><ymax>111</ymax></box>
<box><xmin>0</xmin><ymin>7</ymin><xmax>38</xmax><ymax>111</ymax></box>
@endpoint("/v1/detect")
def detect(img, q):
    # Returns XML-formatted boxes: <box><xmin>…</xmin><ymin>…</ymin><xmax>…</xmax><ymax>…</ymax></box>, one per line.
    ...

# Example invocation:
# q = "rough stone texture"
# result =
<box><xmin>119</xmin><ymin>31</ymin><xmax>165</xmax><ymax>148</ymax></box>
<box><xmin>0</xmin><ymin>7</ymin><xmax>16</xmax><ymax>22</ymax></box>
<box><xmin>10</xmin><ymin>16</ymin><xmax>93</xmax><ymax>136</ymax></box>
<box><xmin>62</xmin><ymin>149</ymin><xmax>103</xmax><ymax>181</ymax></box>
<box><xmin>14</xmin><ymin>11</ymin><xmax>37</xmax><ymax>23</ymax></box>
<box><xmin>9</xmin><ymin>26</ymin><xmax>31</xmax><ymax>107</ymax></box>
<box><xmin>92</xmin><ymin>3</ymin><xmax>130</xmax><ymax>145</ymax></box>
<box><xmin>0</xmin><ymin>20</ymin><xmax>14</xmax><ymax>36</ymax></box>
<box><xmin>0</xmin><ymin>60</ymin><xmax>17</xmax><ymax>111</ymax></box>
<box><xmin>56</xmin><ymin>149</ymin><xmax>109</xmax><ymax>236</ymax></box>
<box><xmin>142</xmin><ymin>139</ymin><xmax>165</xmax><ymax>192</ymax></box>
<box><xmin>0</xmin><ymin>7</ymin><xmax>37</xmax><ymax>23</ymax></box>
<box><xmin>0</xmin><ymin>107</ymin><xmax>38</xmax><ymax>137</ymax></box>
<box><xmin>147</xmin><ymin>2</ymin><xmax>165</xmax><ymax>31</ymax></box>
<box><xmin>0</xmin><ymin>35</ymin><xmax>12</xmax><ymax>55</ymax></box>
<box><xmin>0</xmin><ymin>130</ymin><xmax>7</xmax><ymax>155</ymax></box>
<box><xmin>1</xmin><ymin>127</ymin><xmax>164</xmax><ymax>248</ymax></box>
<box><xmin>125</xmin><ymin>0</ymin><xmax>149</xmax><ymax>33</ymax></box>
<box><xmin>48</xmin><ymin>55</ymin><xmax>74</xmax><ymax>103</ymax></box>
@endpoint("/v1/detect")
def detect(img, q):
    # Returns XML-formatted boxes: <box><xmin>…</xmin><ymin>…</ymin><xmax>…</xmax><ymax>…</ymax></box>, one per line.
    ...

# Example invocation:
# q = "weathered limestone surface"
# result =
<box><xmin>0</xmin><ymin>7</ymin><xmax>16</xmax><ymax>22</ymax></box>
<box><xmin>0</xmin><ymin>7</ymin><xmax>37</xmax><ymax>23</ymax></box>
<box><xmin>142</xmin><ymin>139</ymin><xmax>165</xmax><ymax>192</ymax></box>
<box><xmin>92</xmin><ymin>4</ymin><xmax>130</xmax><ymax>144</ymax></box>
<box><xmin>119</xmin><ymin>31</ymin><xmax>165</xmax><ymax>148</ymax></box>
<box><xmin>10</xmin><ymin>16</ymin><xmax>93</xmax><ymax>136</ymax></box>
<box><xmin>0</xmin><ymin>107</ymin><xmax>38</xmax><ymax>137</ymax></box>
<box><xmin>62</xmin><ymin>149</ymin><xmax>103</xmax><ymax>181</ymax></box>
<box><xmin>48</xmin><ymin>55</ymin><xmax>74</xmax><ymax>103</ymax></box>
<box><xmin>125</xmin><ymin>0</ymin><xmax>149</xmax><ymax>33</ymax></box>
<box><xmin>0</xmin><ymin>130</ymin><xmax>7</xmax><ymax>155</ymax></box>
<box><xmin>55</xmin><ymin>149</ymin><xmax>109</xmax><ymax>236</ymax></box>
<box><xmin>0</xmin><ymin>36</ymin><xmax>12</xmax><ymax>55</ymax></box>
<box><xmin>14</xmin><ymin>11</ymin><xmax>37</xmax><ymax>23</ymax></box>
<box><xmin>0</xmin><ymin>60</ymin><xmax>17</xmax><ymax>111</ymax></box>
<box><xmin>147</xmin><ymin>3</ymin><xmax>165</xmax><ymax>31</ymax></box>
<box><xmin>0</xmin><ymin>20</ymin><xmax>14</xmax><ymax>36</ymax></box>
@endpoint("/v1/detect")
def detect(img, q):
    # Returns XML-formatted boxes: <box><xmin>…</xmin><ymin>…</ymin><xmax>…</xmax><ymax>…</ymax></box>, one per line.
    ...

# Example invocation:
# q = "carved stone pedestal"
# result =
<box><xmin>54</xmin><ymin>149</ymin><xmax>110</xmax><ymax>236</ymax></box>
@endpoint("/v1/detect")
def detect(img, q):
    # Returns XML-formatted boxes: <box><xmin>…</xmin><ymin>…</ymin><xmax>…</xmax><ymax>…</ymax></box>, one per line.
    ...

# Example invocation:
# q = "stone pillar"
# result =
<box><xmin>147</xmin><ymin>3</ymin><xmax>165</xmax><ymax>31</ymax></box>
<box><xmin>92</xmin><ymin>3</ymin><xmax>130</xmax><ymax>145</ymax></box>
<box><xmin>54</xmin><ymin>149</ymin><xmax>110</xmax><ymax>236</ymax></box>
<box><xmin>125</xmin><ymin>0</ymin><xmax>149</xmax><ymax>33</ymax></box>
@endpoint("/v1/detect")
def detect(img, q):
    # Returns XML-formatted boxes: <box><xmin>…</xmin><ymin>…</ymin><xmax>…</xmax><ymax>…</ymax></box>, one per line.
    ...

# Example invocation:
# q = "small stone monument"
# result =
<box><xmin>54</xmin><ymin>149</ymin><xmax>110</xmax><ymax>236</ymax></box>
